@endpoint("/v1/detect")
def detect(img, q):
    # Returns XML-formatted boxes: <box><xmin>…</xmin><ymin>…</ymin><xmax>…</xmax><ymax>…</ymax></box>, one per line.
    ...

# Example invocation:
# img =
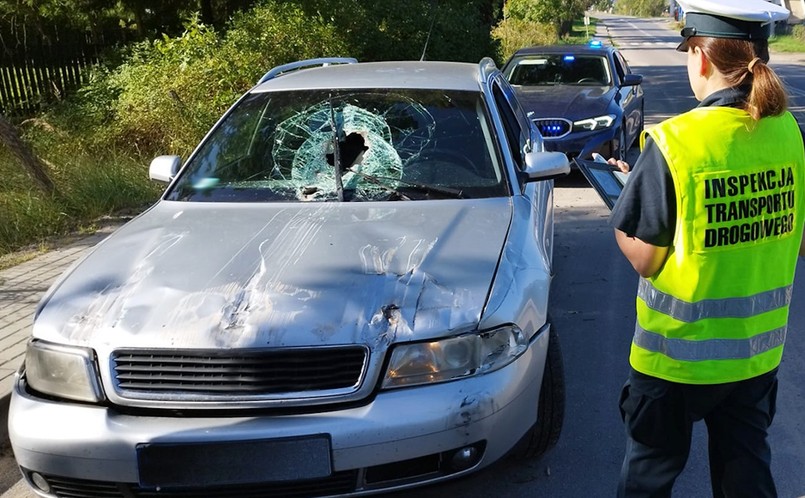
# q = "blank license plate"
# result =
<box><xmin>137</xmin><ymin>435</ymin><xmax>332</xmax><ymax>487</ymax></box>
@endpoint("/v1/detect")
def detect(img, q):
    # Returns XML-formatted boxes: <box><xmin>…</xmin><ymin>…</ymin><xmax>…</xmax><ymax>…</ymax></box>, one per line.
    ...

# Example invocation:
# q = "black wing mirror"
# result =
<box><xmin>621</xmin><ymin>74</ymin><xmax>643</xmax><ymax>86</ymax></box>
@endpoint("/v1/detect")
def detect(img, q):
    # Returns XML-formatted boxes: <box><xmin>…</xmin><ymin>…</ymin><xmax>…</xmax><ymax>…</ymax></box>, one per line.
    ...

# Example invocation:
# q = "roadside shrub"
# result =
<box><xmin>793</xmin><ymin>24</ymin><xmax>805</xmax><ymax>43</ymax></box>
<box><xmin>615</xmin><ymin>0</ymin><xmax>666</xmax><ymax>17</ymax></box>
<box><xmin>492</xmin><ymin>17</ymin><xmax>557</xmax><ymax>63</ymax></box>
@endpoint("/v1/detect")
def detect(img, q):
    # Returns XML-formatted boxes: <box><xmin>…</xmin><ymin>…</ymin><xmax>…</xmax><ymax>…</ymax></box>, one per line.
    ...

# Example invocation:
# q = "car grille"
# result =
<box><xmin>111</xmin><ymin>347</ymin><xmax>368</xmax><ymax>400</ymax></box>
<box><xmin>33</xmin><ymin>470</ymin><xmax>359</xmax><ymax>498</ymax></box>
<box><xmin>533</xmin><ymin>118</ymin><xmax>572</xmax><ymax>138</ymax></box>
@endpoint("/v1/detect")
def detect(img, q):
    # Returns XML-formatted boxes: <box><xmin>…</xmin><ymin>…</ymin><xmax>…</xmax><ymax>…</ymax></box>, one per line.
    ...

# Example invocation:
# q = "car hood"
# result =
<box><xmin>34</xmin><ymin>200</ymin><xmax>512</xmax><ymax>352</ymax></box>
<box><xmin>513</xmin><ymin>85</ymin><xmax>615</xmax><ymax>120</ymax></box>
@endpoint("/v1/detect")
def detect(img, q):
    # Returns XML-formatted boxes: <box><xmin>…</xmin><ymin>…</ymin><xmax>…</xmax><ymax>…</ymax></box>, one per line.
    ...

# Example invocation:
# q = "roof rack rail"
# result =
<box><xmin>257</xmin><ymin>57</ymin><xmax>358</xmax><ymax>85</ymax></box>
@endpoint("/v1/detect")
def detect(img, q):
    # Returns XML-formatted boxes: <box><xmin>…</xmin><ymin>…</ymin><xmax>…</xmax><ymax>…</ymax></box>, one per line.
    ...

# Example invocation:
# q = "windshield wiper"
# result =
<box><xmin>328</xmin><ymin>94</ymin><xmax>345</xmax><ymax>202</ymax></box>
<box><xmin>349</xmin><ymin>170</ymin><xmax>464</xmax><ymax>200</ymax></box>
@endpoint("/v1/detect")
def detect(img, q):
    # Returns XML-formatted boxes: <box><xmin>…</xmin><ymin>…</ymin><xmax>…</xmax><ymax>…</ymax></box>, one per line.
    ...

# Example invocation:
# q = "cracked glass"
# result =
<box><xmin>167</xmin><ymin>89</ymin><xmax>507</xmax><ymax>202</ymax></box>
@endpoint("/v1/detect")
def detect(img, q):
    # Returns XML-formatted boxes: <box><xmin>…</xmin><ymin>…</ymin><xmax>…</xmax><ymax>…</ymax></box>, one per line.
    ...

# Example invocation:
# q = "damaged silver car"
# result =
<box><xmin>8</xmin><ymin>57</ymin><xmax>570</xmax><ymax>497</ymax></box>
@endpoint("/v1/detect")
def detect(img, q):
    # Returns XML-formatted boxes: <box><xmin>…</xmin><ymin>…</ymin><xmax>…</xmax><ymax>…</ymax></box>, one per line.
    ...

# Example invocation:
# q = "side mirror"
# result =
<box><xmin>149</xmin><ymin>155</ymin><xmax>181</xmax><ymax>183</ymax></box>
<box><xmin>621</xmin><ymin>74</ymin><xmax>643</xmax><ymax>86</ymax></box>
<box><xmin>523</xmin><ymin>151</ymin><xmax>570</xmax><ymax>182</ymax></box>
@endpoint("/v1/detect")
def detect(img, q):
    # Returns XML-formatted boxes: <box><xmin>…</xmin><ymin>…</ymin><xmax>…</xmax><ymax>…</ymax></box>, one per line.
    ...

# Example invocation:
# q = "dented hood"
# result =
<box><xmin>34</xmin><ymin>199</ymin><xmax>512</xmax><ymax>351</ymax></box>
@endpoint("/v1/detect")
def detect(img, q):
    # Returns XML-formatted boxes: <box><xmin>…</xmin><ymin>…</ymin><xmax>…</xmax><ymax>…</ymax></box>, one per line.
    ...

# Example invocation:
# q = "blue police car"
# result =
<box><xmin>502</xmin><ymin>41</ymin><xmax>644</xmax><ymax>161</ymax></box>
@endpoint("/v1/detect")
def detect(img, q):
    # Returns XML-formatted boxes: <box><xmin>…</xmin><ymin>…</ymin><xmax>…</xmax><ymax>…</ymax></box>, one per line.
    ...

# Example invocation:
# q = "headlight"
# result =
<box><xmin>382</xmin><ymin>326</ymin><xmax>528</xmax><ymax>389</ymax></box>
<box><xmin>24</xmin><ymin>340</ymin><xmax>104</xmax><ymax>403</ymax></box>
<box><xmin>573</xmin><ymin>114</ymin><xmax>616</xmax><ymax>131</ymax></box>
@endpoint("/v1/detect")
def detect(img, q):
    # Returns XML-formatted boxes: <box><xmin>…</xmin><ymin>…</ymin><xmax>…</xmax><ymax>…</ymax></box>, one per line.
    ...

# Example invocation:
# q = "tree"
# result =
<box><xmin>286</xmin><ymin>0</ymin><xmax>496</xmax><ymax>62</ymax></box>
<box><xmin>0</xmin><ymin>0</ymin><xmax>258</xmax><ymax>42</ymax></box>
<box><xmin>0</xmin><ymin>114</ymin><xmax>57</xmax><ymax>195</ymax></box>
<box><xmin>506</xmin><ymin>0</ymin><xmax>594</xmax><ymax>38</ymax></box>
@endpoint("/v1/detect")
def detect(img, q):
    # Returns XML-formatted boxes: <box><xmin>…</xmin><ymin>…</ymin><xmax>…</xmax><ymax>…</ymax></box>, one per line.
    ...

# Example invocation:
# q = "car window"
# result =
<box><xmin>166</xmin><ymin>89</ymin><xmax>507</xmax><ymax>202</ymax></box>
<box><xmin>491</xmin><ymin>81</ymin><xmax>526</xmax><ymax>170</ymax></box>
<box><xmin>507</xmin><ymin>55</ymin><xmax>611</xmax><ymax>86</ymax></box>
<box><xmin>613</xmin><ymin>51</ymin><xmax>629</xmax><ymax>81</ymax></box>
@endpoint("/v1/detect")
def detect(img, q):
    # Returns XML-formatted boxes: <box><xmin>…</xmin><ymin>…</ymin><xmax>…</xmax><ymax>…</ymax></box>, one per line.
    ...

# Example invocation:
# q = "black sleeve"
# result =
<box><xmin>608</xmin><ymin>137</ymin><xmax>676</xmax><ymax>247</ymax></box>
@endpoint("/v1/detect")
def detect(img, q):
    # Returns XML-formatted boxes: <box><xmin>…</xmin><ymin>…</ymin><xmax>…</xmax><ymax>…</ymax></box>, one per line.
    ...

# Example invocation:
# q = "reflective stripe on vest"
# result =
<box><xmin>638</xmin><ymin>278</ymin><xmax>793</xmax><ymax>322</ymax></box>
<box><xmin>634</xmin><ymin>323</ymin><xmax>787</xmax><ymax>361</ymax></box>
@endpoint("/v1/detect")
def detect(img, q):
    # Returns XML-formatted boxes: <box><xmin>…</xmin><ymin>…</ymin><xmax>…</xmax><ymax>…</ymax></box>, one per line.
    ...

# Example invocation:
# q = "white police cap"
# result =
<box><xmin>676</xmin><ymin>0</ymin><xmax>790</xmax><ymax>51</ymax></box>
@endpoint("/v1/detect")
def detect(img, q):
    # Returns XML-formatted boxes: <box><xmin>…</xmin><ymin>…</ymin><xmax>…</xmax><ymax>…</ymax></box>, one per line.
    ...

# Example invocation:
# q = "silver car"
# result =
<box><xmin>9</xmin><ymin>57</ymin><xmax>570</xmax><ymax>497</ymax></box>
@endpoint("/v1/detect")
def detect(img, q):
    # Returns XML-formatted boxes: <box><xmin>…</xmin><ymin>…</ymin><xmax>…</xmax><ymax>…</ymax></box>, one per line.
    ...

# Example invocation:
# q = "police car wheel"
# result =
<box><xmin>616</xmin><ymin>126</ymin><xmax>627</xmax><ymax>161</ymax></box>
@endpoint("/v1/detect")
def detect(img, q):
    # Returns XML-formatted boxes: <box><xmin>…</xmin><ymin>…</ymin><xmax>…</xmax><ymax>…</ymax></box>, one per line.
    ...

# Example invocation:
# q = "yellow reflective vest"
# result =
<box><xmin>631</xmin><ymin>106</ymin><xmax>805</xmax><ymax>384</ymax></box>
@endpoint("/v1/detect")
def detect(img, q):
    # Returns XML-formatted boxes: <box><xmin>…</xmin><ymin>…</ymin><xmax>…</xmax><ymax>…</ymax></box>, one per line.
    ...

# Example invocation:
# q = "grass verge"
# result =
<box><xmin>0</xmin><ymin>140</ymin><xmax>160</xmax><ymax>259</ymax></box>
<box><xmin>769</xmin><ymin>34</ymin><xmax>805</xmax><ymax>53</ymax></box>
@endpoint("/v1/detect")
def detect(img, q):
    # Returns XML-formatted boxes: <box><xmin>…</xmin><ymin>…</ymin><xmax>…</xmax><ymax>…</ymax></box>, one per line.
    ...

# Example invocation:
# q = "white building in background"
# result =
<box><xmin>782</xmin><ymin>0</ymin><xmax>805</xmax><ymax>23</ymax></box>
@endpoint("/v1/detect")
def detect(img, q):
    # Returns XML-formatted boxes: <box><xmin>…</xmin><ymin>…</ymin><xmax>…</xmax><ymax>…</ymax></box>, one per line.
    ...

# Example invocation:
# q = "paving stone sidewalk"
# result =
<box><xmin>0</xmin><ymin>225</ymin><xmax>122</xmax><ymax>402</ymax></box>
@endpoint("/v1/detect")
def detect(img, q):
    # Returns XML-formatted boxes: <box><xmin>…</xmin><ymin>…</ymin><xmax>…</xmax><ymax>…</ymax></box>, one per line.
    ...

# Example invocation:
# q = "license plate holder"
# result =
<box><xmin>136</xmin><ymin>435</ymin><xmax>332</xmax><ymax>487</ymax></box>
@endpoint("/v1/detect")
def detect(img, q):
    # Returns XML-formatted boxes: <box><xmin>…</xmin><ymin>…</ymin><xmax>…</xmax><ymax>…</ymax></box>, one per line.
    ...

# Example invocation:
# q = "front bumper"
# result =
<box><xmin>9</xmin><ymin>331</ymin><xmax>548</xmax><ymax>497</ymax></box>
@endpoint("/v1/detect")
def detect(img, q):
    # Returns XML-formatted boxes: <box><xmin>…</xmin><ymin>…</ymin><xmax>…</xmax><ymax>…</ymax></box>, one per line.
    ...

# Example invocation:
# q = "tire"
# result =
<box><xmin>637</xmin><ymin>102</ymin><xmax>645</xmax><ymax>136</ymax></box>
<box><xmin>508</xmin><ymin>322</ymin><xmax>565</xmax><ymax>460</ymax></box>
<box><xmin>615</xmin><ymin>125</ymin><xmax>627</xmax><ymax>161</ymax></box>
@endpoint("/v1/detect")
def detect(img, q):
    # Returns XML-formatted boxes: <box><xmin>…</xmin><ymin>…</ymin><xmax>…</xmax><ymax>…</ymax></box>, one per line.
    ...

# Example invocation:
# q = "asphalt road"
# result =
<box><xmin>2</xmin><ymin>13</ymin><xmax>805</xmax><ymax>498</ymax></box>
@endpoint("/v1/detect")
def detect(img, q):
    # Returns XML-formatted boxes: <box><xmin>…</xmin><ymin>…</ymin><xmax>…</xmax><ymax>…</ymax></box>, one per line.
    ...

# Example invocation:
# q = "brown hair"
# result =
<box><xmin>686</xmin><ymin>37</ymin><xmax>788</xmax><ymax>120</ymax></box>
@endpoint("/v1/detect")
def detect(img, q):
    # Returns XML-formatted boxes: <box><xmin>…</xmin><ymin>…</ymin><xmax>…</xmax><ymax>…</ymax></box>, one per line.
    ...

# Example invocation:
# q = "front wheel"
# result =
<box><xmin>613</xmin><ymin>125</ymin><xmax>627</xmax><ymax>162</ymax></box>
<box><xmin>508</xmin><ymin>322</ymin><xmax>565</xmax><ymax>460</ymax></box>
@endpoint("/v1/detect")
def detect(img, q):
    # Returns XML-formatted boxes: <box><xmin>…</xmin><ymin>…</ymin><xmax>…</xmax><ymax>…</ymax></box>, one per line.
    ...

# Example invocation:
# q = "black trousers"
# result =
<box><xmin>617</xmin><ymin>367</ymin><xmax>778</xmax><ymax>498</ymax></box>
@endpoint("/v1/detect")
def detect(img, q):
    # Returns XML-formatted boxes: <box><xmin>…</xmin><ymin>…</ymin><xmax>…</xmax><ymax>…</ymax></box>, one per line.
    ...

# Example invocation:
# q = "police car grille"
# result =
<box><xmin>111</xmin><ymin>347</ymin><xmax>367</xmax><ymax>398</ymax></box>
<box><xmin>534</xmin><ymin>118</ymin><xmax>572</xmax><ymax>138</ymax></box>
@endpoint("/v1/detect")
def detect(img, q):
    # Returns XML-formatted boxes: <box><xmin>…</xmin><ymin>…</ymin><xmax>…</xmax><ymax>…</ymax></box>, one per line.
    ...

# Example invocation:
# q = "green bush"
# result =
<box><xmin>492</xmin><ymin>17</ymin><xmax>557</xmax><ymax>63</ymax></box>
<box><xmin>793</xmin><ymin>24</ymin><xmax>805</xmax><ymax>43</ymax></box>
<box><xmin>615</xmin><ymin>0</ymin><xmax>666</xmax><ymax>17</ymax></box>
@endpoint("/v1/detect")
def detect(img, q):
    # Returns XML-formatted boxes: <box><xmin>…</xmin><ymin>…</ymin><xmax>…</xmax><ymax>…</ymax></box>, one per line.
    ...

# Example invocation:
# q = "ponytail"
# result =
<box><xmin>687</xmin><ymin>37</ymin><xmax>788</xmax><ymax>120</ymax></box>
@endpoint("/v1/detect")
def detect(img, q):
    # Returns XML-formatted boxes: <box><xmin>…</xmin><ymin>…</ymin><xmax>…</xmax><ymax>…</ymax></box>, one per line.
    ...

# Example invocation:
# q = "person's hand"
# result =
<box><xmin>607</xmin><ymin>158</ymin><xmax>630</xmax><ymax>173</ymax></box>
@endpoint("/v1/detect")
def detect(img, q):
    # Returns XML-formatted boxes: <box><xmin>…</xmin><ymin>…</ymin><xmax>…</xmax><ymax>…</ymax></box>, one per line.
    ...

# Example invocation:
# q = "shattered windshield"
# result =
<box><xmin>166</xmin><ymin>89</ymin><xmax>507</xmax><ymax>202</ymax></box>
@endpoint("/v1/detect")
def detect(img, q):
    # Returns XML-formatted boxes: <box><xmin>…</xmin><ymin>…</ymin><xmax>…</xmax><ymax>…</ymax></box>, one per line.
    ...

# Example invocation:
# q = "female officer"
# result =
<box><xmin>608</xmin><ymin>0</ymin><xmax>805</xmax><ymax>495</ymax></box>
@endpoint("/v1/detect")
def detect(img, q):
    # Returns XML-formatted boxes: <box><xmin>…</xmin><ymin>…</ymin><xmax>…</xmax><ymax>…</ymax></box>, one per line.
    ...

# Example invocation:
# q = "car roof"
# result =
<box><xmin>509</xmin><ymin>45</ymin><xmax>616</xmax><ymax>57</ymax></box>
<box><xmin>253</xmin><ymin>60</ymin><xmax>485</xmax><ymax>93</ymax></box>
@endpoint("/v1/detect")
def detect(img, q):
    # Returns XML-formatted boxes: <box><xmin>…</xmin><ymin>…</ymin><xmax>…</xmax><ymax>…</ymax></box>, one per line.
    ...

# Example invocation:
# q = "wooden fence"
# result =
<box><xmin>0</xmin><ymin>31</ymin><xmax>110</xmax><ymax>116</ymax></box>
